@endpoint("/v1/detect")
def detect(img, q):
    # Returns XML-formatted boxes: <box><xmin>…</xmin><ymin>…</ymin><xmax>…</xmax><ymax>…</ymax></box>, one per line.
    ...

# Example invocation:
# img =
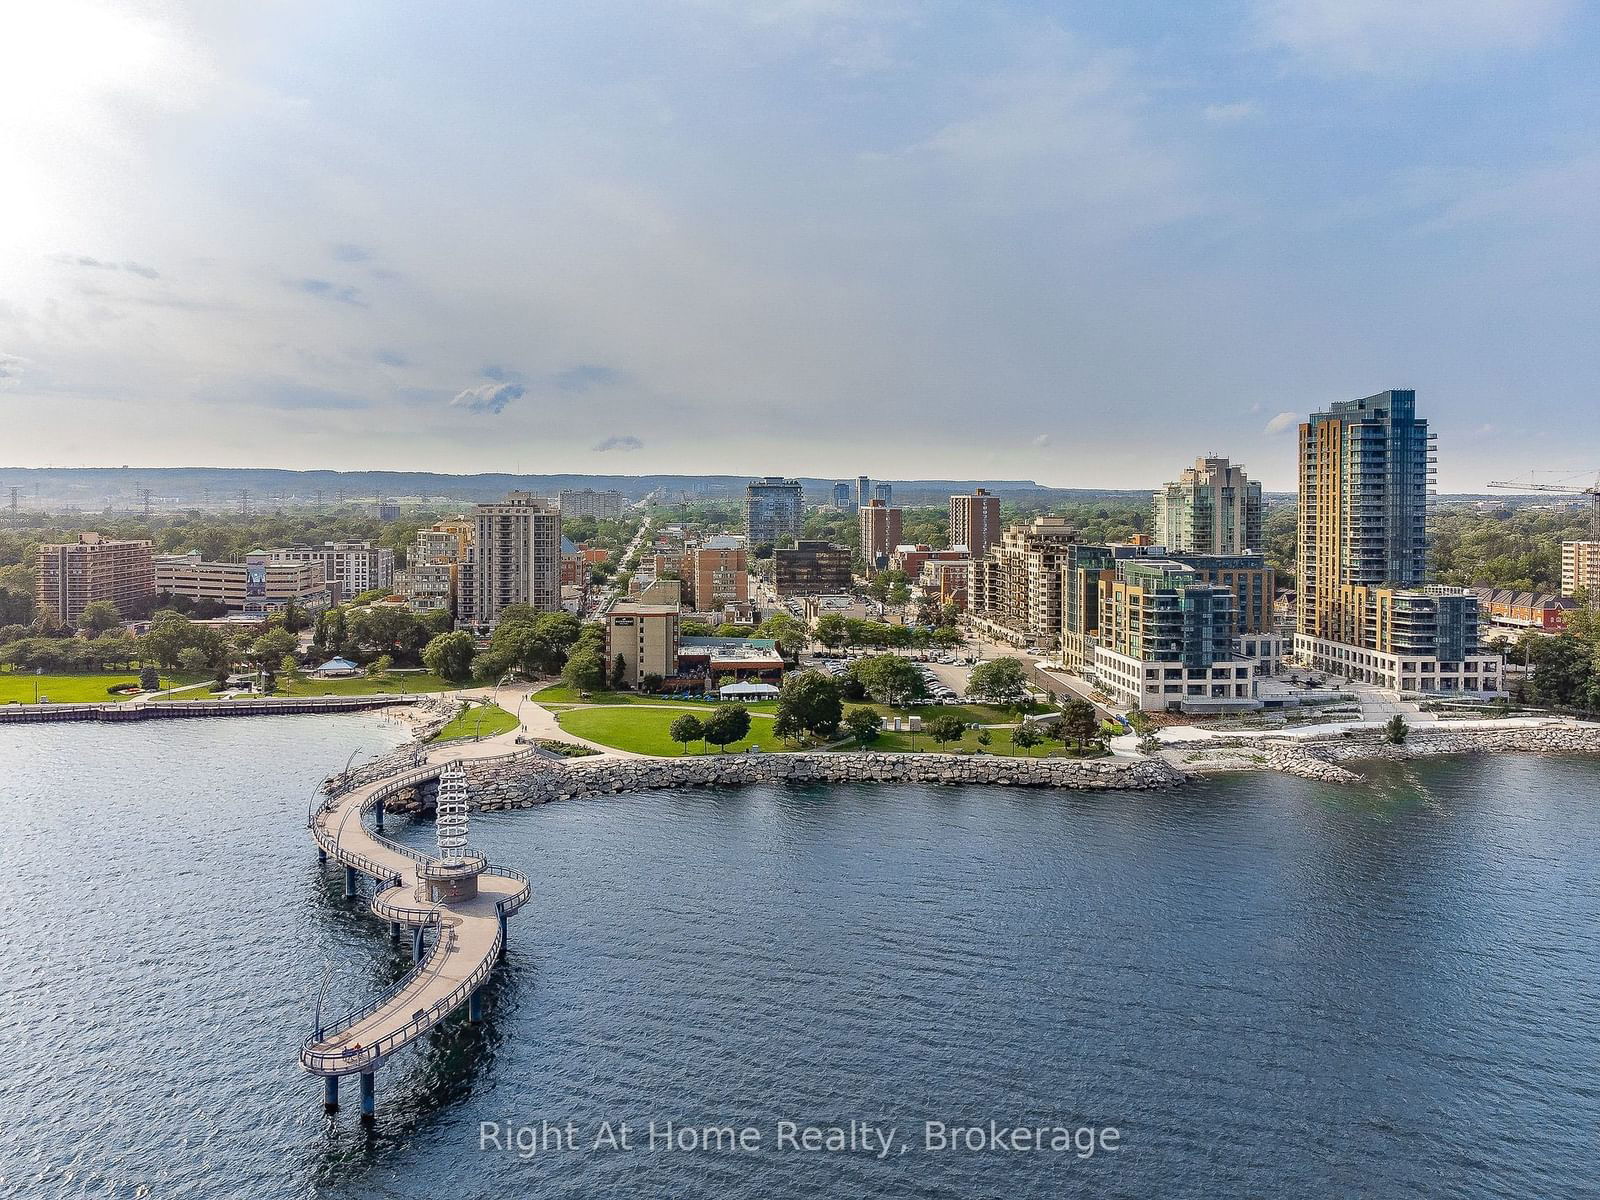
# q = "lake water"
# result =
<box><xmin>1</xmin><ymin>718</ymin><xmax>1597</xmax><ymax>1198</ymax></box>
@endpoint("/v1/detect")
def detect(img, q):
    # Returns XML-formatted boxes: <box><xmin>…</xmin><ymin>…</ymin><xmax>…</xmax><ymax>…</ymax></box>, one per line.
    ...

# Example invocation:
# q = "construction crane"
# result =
<box><xmin>1487</xmin><ymin>470</ymin><xmax>1600</xmax><ymax>541</ymax></box>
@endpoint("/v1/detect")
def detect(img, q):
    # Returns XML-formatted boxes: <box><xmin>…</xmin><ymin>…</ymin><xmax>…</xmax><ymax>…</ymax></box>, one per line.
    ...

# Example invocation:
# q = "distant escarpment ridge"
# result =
<box><xmin>0</xmin><ymin>465</ymin><xmax>1155</xmax><ymax>509</ymax></box>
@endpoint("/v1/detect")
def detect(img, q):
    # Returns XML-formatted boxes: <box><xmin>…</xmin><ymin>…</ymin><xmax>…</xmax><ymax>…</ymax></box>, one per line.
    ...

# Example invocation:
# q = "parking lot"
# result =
<box><xmin>803</xmin><ymin>650</ymin><xmax>975</xmax><ymax>704</ymax></box>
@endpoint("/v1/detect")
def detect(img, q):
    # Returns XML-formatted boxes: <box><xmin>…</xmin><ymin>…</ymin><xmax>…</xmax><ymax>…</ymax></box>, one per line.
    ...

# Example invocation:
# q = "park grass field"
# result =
<box><xmin>531</xmin><ymin>684</ymin><xmax>779</xmax><ymax>715</ymax></box>
<box><xmin>556</xmin><ymin>704</ymin><xmax>783</xmax><ymax>756</ymax></box>
<box><xmin>840</xmin><ymin>725</ymin><xmax>1105</xmax><ymax>757</ymax></box>
<box><xmin>0</xmin><ymin>671</ymin><xmax>209</xmax><ymax>705</ymax></box>
<box><xmin>277</xmin><ymin>671</ymin><xmax>457</xmax><ymax>697</ymax></box>
<box><xmin>431</xmin><ymin>702</ymin><xmax>518</xmax><ymax>742</ymax></box>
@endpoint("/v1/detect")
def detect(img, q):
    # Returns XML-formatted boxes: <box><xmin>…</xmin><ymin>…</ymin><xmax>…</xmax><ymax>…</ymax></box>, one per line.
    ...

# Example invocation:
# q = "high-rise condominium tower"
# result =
<box><xmin>1153</xmin><ymin>457</ymin><xmax>1262</xmax><ymax>554</ymax></box>
<box><xmin>744</xmin><ymin>477</ymin><xmax>804</xmax><ymax>551</ymax></box>
<box><xmin>462</xmin><ymin>492</ymin><xmax>561</xmax><ymax>627</ymax></box>
<box><xmin>948</xmin><ymin>488</ymin><xmax>1001</xmax><ymax>557</ymax></box>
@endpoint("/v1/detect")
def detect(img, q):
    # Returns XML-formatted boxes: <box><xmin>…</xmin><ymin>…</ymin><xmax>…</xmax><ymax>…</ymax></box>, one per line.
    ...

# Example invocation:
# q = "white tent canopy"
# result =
<box><xmin>719</xmin><ymin>681</ymin><xmax>780</xmax><ymax>699</ymax></box>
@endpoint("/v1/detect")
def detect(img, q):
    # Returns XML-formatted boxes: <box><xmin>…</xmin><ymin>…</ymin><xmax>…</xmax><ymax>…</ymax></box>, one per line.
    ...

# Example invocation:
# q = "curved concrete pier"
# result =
<box><xmin>302</xmin><ymin>756</ymin><xmax>529</xmax><ymax>1112</ymax></box>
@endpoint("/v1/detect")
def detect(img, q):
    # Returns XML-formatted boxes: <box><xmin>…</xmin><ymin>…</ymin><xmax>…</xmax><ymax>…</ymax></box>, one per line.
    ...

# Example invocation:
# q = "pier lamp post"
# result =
<box><xmin>33</xmin><ymin>667</ymin><xmax>42</xmax><ymax>703</ymax></box>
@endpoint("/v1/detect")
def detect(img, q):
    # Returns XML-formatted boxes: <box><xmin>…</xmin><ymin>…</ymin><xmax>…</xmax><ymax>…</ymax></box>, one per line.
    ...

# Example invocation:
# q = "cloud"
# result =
<box><xmin>1203</xmin><ymin>101</ymin><xmax>1258</xmax><ymax>123</ymax></box>
<box><xmin>331</xmin><ymin>243</ymin><xmax>372</xmax><ymax>263</ymax></box>
<box><xmin>290</xmin><ymin>278</ymin><xmax>366</xmax><ymax>306</ymax></box>
<box><xmin>374</xmin><ymin>348</ymin><xmax>407</xmax><ymax>367</ymax></box>
<box><xmin>50</xmin><ymin>254</ymin><xmax>160</xmax><ymax>279</ymax></box>
<box><xmin>554</xmin><ymin>364</ymin><xmax>623</xmax><ymax>393</ymax></box>
<box><xmin>1264</xmin><ymin>411</ymin><xmax>1300</xmax><ymax>435</ymax></box>
<box><xmin>480</xmin><ymin>364</ymin><xmax>520</xmax><ymax>382</ymax></box>
<box><xmin>593</xmin><ymin>434</ymin><xmax>644</xmax><ymax>453</ymax></box>
<box><xmin>0</xmin><ymin>351</ymin><xmax>26</xmax><ymax>387</ymax></box>
<box><xmin>1031</xmin><ymin>433</ymin><xmax>1052</xmax><ymax>448</ymax></box>
<box><xmin>1254</xmin><ymin>0</ymin><xmax>1574</xmax><ymax>73</ymax></box>
<box><xmin>449</xmin><ymin>382</ymin><xmax>523</xmax><ymax>414</ymax></box>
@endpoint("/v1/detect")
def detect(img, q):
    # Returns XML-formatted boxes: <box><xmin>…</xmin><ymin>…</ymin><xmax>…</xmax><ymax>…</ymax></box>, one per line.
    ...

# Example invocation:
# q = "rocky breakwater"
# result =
<box><xmin>464</xmin><ymin>751</ymin><xmax>1188</xmax><ymax>810</ymax></box>
<box><xmin>1316</xmin><ymin>722</ymin><xmax>1600</xmax><ymax>765</ymax></box>
<box><xmin>320</xmin><ymin>696</ymin><xmax>465</xmax><ymax>796</ymax></box>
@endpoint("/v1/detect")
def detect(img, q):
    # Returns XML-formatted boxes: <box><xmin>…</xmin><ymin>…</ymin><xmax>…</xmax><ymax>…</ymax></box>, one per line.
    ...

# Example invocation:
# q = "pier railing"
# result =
<box><xmin>301</xmin><ymin>911</ymin><xmax>503</xmax><ymax>1075</ymax></box>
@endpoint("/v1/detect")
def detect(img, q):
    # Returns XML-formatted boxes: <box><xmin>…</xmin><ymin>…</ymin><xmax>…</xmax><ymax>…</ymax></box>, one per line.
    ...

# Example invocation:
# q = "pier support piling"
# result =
<box><xmin>318</xmin><ymin>848</ymin><xmax>327</xmax><ymax>865</ymax></box>
<box><xmin>323</xmin><ymin>1076</ymin><xmax>339</xmax><ymax>1112</ymax></box>
<box><xmin>359</xmin><ymin>1072</ymin><xmax>375</xmax><ymax>1122</ymax></box>
<box><xmin>374</xmin><ymin>798</ymin><xmax>384</xmax><ymax>833</ymax></box>
<box><xmin>344</xmin><ymin>865</ymin><xmax>358</xmax><ymax>898</ymax></box>
<box><xmin>468</xmin><ymin>988</ymin><xmax>482</xmax><ymax>1024</ymax></box>
<box><xmin>390</xmin><ymin>921</ymin><xmax>401</xmax><ymax>940</ymax></box>
<box><xmin>412</xmin><ymin>926</ymin><xmax>425</xmax><ymax>964</ymax></box>
<box><xmin>497</xmin><ymin>912</ymin><xmax>507</xmax><ymax>962</ymax></box>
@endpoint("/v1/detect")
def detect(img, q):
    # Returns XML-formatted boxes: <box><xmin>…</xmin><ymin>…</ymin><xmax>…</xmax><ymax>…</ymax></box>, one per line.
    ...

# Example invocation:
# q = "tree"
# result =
<box><xmin>850</xmin><ymin>655</ymin><xmax>927</xmax><ymax>706</ymax></box>
<box><xmin>251</xmin><ymin>628</ymin><xmax>298</xmax><ymax>670</ymax></box>
<box><xmin>78</xmin><ymin>600</ymin><xmax>122</xmax><ymax>636</ymax></box>
<box><xmin>813</xmin><ymin>612</ymin><xmax>849</xmax><ymax>649</ymax></box>
<box><xmin>612</xmin><ymin>652</ymin><xmax>630</xmax><ymax>690</ymax></box>
<box><xmin>925</xmin><ymin>712</ymin><xmax>965</xmax><ymax>750</ymax></box>
<box><xmin>177</xmin><ymin>646</ymin><xmax>208</xmax><ymax>675</ymax></box>
<box><xmin>759</xmin><ymin>612</ymin><xmax>806</xmax><ymax>657</ymax></box>
<box><xmin>562</xmin><ymin>644</ymin><xmax>607</xmax><ymax>692</ymax></box>
<box><xmin>422</xmin><ymin>630</ymin><xmax>476</xmax><ymax>683</ymax></box>
<box><xmin>1011</xmin><ymin>725</ymin><xmax>1042</xmax><ymax>757</ymax></box>
<box><xmin>843</xmin><ymin>706</ymin><xmax>881</xmax><ymax>748</ymax></box>
<box><xmin>369</xmin><ymin>653</ymin><xmax>393</xmax><ymax>679</ymax></box>
<box><xmin>1384</xmin><ymin>715</ymin><xmax>1410</xmax><ymax>745</ymax></box>
<box><xmin>669</xmin><ymin>713</ymin><xmax>704</xmax><ymax>755</ymax></box>
<box><xmin>975</xmin><ymin>729</ymin><xmax>992</xmax><ymax>750</ymax></box>
<box><xmin>776</xmin><ymin>670</ymin><xmax>843</xmax><ymax>741</ymax></box>
<box><xmin>969</xmin><ymin>657</ymin><xmax>1028</xmax><ymax>705</ymax></box>
<box><xmin>139</xmin><ymin>665</ymin><xmax>160</xmax><ymax>691</ymax></box>
<box><xmin>703</xmin><ymin>702</ymin><xmax>752</xmax><ymax>751</ymax></box>
<box><xmin>1059</xmin><ymin>698</ymin><xmax>1099</xmax><ymax>752</ymax></box>
<box><xmin>279</xmin><ymin>653</ymin><xmax>301</xmax><ymax>684</ymax></box>
<box><xmin>640</xmin><ymin>673</ymin><xmax>664</xmax><ymax>694</ymax></box>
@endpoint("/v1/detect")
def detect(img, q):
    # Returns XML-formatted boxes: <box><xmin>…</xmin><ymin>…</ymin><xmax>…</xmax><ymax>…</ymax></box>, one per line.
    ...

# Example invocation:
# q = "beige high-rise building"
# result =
<box><xmin>967</xmin><ymin>516</ymin><xmax>1078</xmax><ymax>648</ymax></box>
<box><xmin>1152</xmin><ymin>457</ymin><xmax>1262</xmax><ymax>554</ymax></box>
<box><xmin>948</xmin><ymin>488</ymin><xmax>1001</xmax><ymax>557</ymax></box>
<box><xmin>1561</xmin><ymin>541</ymin><xmax>1600</xmax><ymax>599</ymax></box>
<box><xmin>36</xmin><ymin>533</ymin><xmax>156</xmax><ymax>627</ymax></box>
<box><xmin>459</xmin><ymin>492</ymin><xmax>562</xmax><ymax>628</ymax></box>
<box><xmin>858</xmin><ymin>500</ymin><xmax>902</xmax><ymax>571</ymax></box>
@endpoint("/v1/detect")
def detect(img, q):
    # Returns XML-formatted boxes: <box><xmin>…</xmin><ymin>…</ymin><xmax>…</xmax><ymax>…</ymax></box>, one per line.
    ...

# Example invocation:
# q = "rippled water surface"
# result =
<box><xmin>3</xmin><ymin>719</ymin><xmax>1599</xmax><ymax>1198</ymax></box>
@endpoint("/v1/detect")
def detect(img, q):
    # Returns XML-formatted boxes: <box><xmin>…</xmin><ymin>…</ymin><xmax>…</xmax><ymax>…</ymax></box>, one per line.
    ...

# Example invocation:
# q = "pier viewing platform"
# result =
<box><xmin>303</xmin><ymin>729</ymin><xmax>535</xmax><ymax>1119</ymax></box>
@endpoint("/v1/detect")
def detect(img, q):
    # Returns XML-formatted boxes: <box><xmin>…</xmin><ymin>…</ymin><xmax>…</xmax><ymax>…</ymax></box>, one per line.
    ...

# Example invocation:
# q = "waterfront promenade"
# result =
<box><xmin>302</xmin><ymin>722</ymin><xmax>535</xmax><ymax>1119</ymax></box>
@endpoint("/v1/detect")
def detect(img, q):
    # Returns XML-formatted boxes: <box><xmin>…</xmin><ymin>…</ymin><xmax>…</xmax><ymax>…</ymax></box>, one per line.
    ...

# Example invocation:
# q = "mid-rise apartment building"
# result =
<box><xmin>602</xmin><ymin>602</ymin><xmax>680</xmax><ymax>687</ymax></box>
<box><xmin>1152</xmin><ymin>457</ymin><xmax>1262</xmax><ymax>554</ymax></box>
<box><xmin>967</xmin><ymin>516</ymin><xmax>1078</xmax><ymax>648</ymax></box>
<box><xmin>1091</xmin><ymin>559</ymin><xmax>1256</xmax><ymax>712</ymax></box>
<box><xmin>949</xmin><ymin>488</ymin><xmax>1002</xmax><ymax>557</ymax></box>
<box><xmin>272</xmin><ymin>541</ymin><xmax>394</xmax><ymax>601</ymax></box>
<box><xmin>744</xmin><ymin>477</ymin><xmax>804</xmax><ymax>552</ymax></box>
<box><xmin>1561</xmin><ymin>541</ymin><xmax>1600</xmax><ymax>599</ymax></box>
<box><xmin>858</xmin><ymin>500</ymin><xmax>902</xmax><ymax>571</ymax></box>
<box><xmin>154</xmin><ymin>552</ymin><xmax>328</xmax><ymax>614</ymax></box>
<box><xmin>558</xmin><ymin>489</ymin><xmax>626</xmax><ymax>520</ymax></box>
<box><xmin>1294</xmin><ymin>390</ymin><xmax>1500</xmax><ymax>694</ymax></box>
<box><xmin>689</xmin><ymin>535</ymin><xmax>748</xmax><ymax>610</ymax></box>
<box><xmin>774</xmin><ymin>541</ymin><xmax>853</xmax><ymax>597</ymax></box>
<box><xmin>401</xmin><ymin>519</ymin><xmax>473</xmax><ymax>615</ymax></box>
<box><xmin>36</xmin><ymin>533</ymin><xmax>156</xmax><ymax>627</ymax></box>
<box><xmin>458</xmin><ymin>492</ymin><xmax>562</xmax><ymax>628</ymax></box>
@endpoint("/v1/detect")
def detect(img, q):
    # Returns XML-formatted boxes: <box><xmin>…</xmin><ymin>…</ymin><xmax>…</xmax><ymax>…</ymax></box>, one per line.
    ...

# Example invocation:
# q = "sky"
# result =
<box><xmin>2</xmin><ymin>0</ymin><xmax>1597</xmax><ymax>491</ymax></box>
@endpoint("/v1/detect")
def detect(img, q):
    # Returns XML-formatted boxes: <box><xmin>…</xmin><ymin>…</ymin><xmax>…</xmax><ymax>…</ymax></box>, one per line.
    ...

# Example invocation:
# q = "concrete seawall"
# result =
<box><xmin>462</xmin><ymin>752</ymin><xmax>1188</xmax><ymax>810</ymax></box>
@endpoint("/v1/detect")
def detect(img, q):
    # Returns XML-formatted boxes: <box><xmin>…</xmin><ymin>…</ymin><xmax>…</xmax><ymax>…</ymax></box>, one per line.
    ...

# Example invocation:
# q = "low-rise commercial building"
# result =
<box><xmin>36</xmin><ymin>533</ymin><xmax>156</xmax><ymax>627</ymax></box>
<box><xmin>154</xmin><ymin>552</ymin><xmax>328</xmax><ymax>615</ymax></box>
<box><xmin>675</xmin><ymin>636</ymin><xmax>784</xmax><ymax>687</ymax></box>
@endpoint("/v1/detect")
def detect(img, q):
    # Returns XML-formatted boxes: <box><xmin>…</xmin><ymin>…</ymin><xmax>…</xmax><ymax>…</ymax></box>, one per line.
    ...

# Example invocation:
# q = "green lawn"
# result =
<box><xmin>556</xmin><ymin>705</ymin><xmax>783</xmax><ymax>756</ymax></box>
<box><xmin>277</xmin><ymin>671</ymin><xmax>458</xmax><ymax>697</ymax></box>
<box><xmin>0</xmin><ymin>671</ymin><xmax>208</xmax><ymax>705</ymax></box>
<box><xmin>532</xmin><ymin>685</ymin><xmax>779</xmax><ymax>715</ymax></box>
<box><xmin>431</xmin><ymin>702</ymin><xmax>518</xmax><ymax>742</ymax></box>
<box><xmin>840</xmin><ymin>725</ymin><xmax>1104</xmax><ymax>756</ymax></box>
